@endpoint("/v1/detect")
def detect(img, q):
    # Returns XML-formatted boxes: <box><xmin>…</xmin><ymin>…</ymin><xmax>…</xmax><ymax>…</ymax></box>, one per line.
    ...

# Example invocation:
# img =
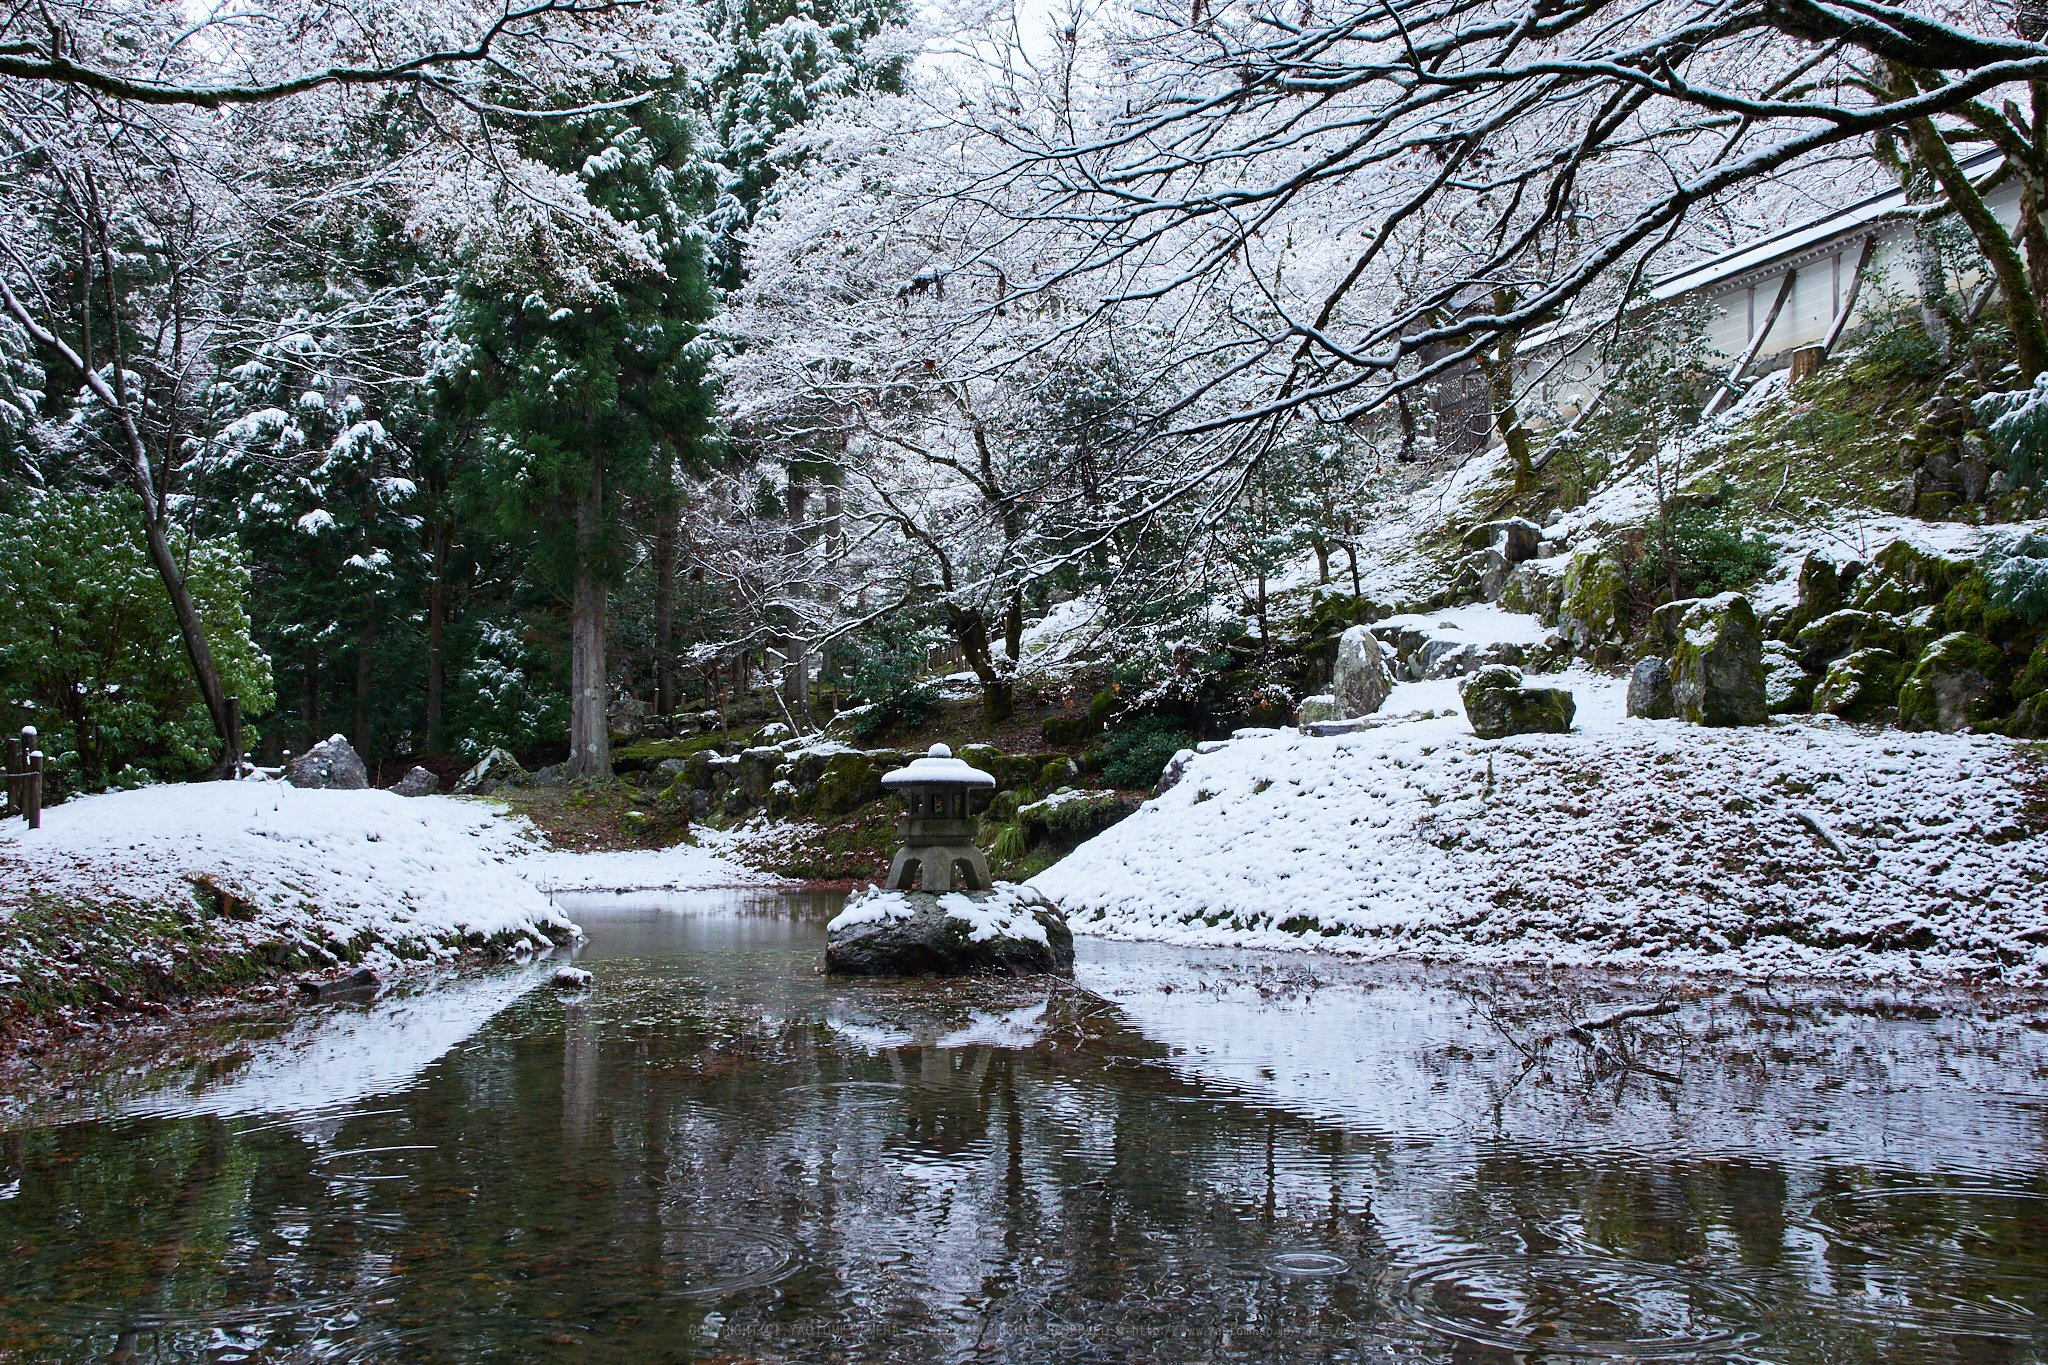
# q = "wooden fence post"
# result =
<box><xmin>226</xmin><ymin>694</ymin><xmax>242</xmax><ymax>780</ymax></box>
<box><xmin>25</xmin><ymin>741</ymin><xmax>40</xmax><ymax>830</ymax></box>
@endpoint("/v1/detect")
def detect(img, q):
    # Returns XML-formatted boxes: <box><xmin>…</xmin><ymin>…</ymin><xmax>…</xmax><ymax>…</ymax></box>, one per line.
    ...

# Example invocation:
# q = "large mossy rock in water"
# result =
<box><xmin>1459</xmin><ymin>664</ymin><xmax>1575</xmax><ymax>739</ymax></box>
<box><xmin>825</xmin><ymin>883</ymin><xmax>1075</xmax><ymax>977</ymax></box>
<box><xmin>1668</xmin><ymin>593</ymin><xmax>1767</xmax><ymax>727</ymax></box>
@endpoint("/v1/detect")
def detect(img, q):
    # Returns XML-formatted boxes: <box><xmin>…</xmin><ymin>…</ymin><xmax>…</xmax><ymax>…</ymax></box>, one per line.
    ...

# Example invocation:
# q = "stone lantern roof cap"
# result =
<box><xmin>881</xmin><ymin>743</ymin><xmax>995</xmax><ymax>789</ymax></box>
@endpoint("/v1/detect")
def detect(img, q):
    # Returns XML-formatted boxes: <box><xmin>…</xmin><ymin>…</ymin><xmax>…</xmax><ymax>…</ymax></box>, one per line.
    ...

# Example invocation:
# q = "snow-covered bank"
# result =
<box><xmin>1033</xmin><ymin>673</ymin><xmax>2048</xmax><ymax>982</ymax></box>
<box><xmin>0</xmin><ymin>784</ymin><xmax>585</xmax><ymax>1020</ymax></box>
<box><xmin>518</xmin><ymin>835</ymin><xmax>789</xmax><ymax>893</ymax></box>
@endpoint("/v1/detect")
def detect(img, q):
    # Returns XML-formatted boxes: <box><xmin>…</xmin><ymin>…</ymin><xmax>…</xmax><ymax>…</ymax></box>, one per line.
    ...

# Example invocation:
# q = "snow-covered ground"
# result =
<box><xmin>0</xmin><ymin>784</ymin><xmax>774</xmax><ymax>1000</ymax></box>
<box><xmin>1034</xmin><ymin>671</ymin><xmax>2048</xmax><ymax>983</ymax></box>
<box><xmin>518</xmin><ymin>831</ymin><xmax>787</xmax><ymax>894</ymax></box>
<box><xmin>0</xmin><ymin>784</ymin><xmax>576</xmax><ymax>957</ymax></box>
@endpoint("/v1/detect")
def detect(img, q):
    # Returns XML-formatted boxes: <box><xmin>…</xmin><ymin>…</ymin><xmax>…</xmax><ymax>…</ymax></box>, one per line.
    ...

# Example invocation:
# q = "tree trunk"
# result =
<box><xmin>353</xmin><ymin>608</ymin><xmax>375</xmax><ymax>759</ymax></box>
<box><xmin>653</xmin><ymin>501</ymin><xmax>676</xmax><ymax>718</ymax></box>
<box><xmin>0</xmin><ymin>277</ymin><xmax>234</xmax><ymax>767</ymax></box>
<box><xmin>425</xmin><ymin>521</ymin><xmax>448</xmax><ymax>756</ymax></box>
<box><xmin>947</xmin><ymin>603</ymin><xmax>1013</xmax><ymax>720</ymax></box>
<box><xmin>1902</xmin><ymin>91</ymin><xmax>2048</xmax><ymax>377</ymax></box>
<box><xmin>1483</xmin><ymin>288</ymin><xmax>1534</xmax><ymax>492</ymax></box>
<box><xmin>304</xmin><ymin>650</ymin><xmax>321</xmax><ymax>749</ymax></box>
<box><xmin>1004</xmin><ymin>588</ymin><xmax>1024</xmax><ymax>661</ymax></box>
<box><xmin>568</xmin><ymin>464</ymin><xmax>611</xmax><ymax>780</ymax></box>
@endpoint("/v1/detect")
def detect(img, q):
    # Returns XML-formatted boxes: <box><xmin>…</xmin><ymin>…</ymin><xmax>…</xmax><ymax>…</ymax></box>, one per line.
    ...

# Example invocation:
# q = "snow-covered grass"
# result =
<box><xmin>1034</xmin><ymin>672</ymin><xmax>2048</xmax><ymax>983</ymax></box>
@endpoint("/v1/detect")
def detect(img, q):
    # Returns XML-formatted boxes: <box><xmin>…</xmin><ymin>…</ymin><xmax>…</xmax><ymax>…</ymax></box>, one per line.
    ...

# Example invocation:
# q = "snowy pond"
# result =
<box><xmin>2</xmin><ymin>889</ymin><xmax>2047</xmax><ymax>1362</ymax></box>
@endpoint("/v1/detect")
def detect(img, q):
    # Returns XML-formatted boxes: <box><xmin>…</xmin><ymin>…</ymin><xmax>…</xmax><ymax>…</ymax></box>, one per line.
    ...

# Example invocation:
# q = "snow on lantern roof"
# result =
<box><xmin>881</xmin><ymin>743</ymin><xmax>995</xmax><ymax>789</ymax></box>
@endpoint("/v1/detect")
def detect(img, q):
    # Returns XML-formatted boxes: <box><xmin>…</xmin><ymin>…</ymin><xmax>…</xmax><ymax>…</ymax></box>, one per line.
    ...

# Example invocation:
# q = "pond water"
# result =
<box><xmin>3</xmin><ymin>888</ymin><xmax>2047</xmax><ymax>1363</ymax></box>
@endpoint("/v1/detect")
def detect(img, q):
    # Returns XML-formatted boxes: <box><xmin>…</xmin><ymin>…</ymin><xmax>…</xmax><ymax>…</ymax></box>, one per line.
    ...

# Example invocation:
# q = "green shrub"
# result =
<box><xmin>1098</xmin><ymin>716</ymin><xmax>1192</xmax><ymax>789</ymax></box>
<box><xmin>1638</xmin><ymin>506</ymin><xmax>1776</xmax><ymax>601</ymax></box>
<box><xmin>1981</xmin><ymin>529</ymin><xmax>2048</xmax><ymax>623</ymax></box>
<box><xmin>844</xmin><ymin>622</ymin><xmax>939</xmax><ymax>740</ymax></box>
<box><xmin>1978</xmin><ymin>374</ymin><xmax>2048</xmax><ymax>491</ymax></box>
<box><xmin>0</xmin><ymin>489</ymin><xmax>273</xmax><ymax>794</ymax></box>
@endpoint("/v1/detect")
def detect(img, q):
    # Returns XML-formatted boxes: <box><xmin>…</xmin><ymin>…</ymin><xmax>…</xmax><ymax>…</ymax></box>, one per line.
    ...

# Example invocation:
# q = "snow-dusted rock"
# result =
<box><xmin>1459</xmin><ymin>665</ymin><xmax>1575</xmax><ymax>739</ymax></box>
<box><xmin>1795</xmin><ymin>608</ymin><xmax>1893</xmax><ymax>672</ymax></box>
<box><xmin>551</xmin><ymin>965</ymin><xmax>593</xmax><ymax>990</ymax></box>
<box><xmin>1332</xmin><ymin>625</ymin><xmax>1394</xmax><ymax>717</ymax></box>
<box><xmin>1762</xmin><ymin>640</ymin><xmax>1815</xmax><ymax>714</ymax></box>
<box><xmin>825</xmin><ymin>883</ymin><xmax>1075</xmax><ymax>977</ymax></box>
<box><xmin>1626</xmin><ymin>657</ymin><xmax>1676</xmax><ymax>720</ymax></box>
<box><xmin>287</xmin><ymin>735</ymin><xmax>368</xmax><ymax>791</ymax></box>
<box><xmin>391</xmin><ymin>765</ymin><xmax>437</xmax><ymax>797</ymax></box>
<box><xmin>317</xmin><ymin>965</ymin><xmax>382</xmax><ymax>1000</ymax></box>
<box><xmin>1899</xmin><ymin>632</ymin><xmax>2005</xmax><ymax>733</ymax></box>
<box><xmin>1155</xmin><ymin>747</ymin><xmax>1198</xmax><ymax>796</ymax></box>
<box><xmin>454</xmin><ymin>746</ymin><xmax>528</xmax><ymax>795</ymax></box>
<box><xmin>1815</xmin><ymin>648</ymin><xmax>1902</xmax><ymax>720</ymax></box>
<box><xmin>1463</xmin><ymin>517</ymin><xmax>1544</xmax><ymax>564</ymax></box>
<box><xmin>1669</xmin><ymin>593</ymin><xmax>1767</xmax><ymax>727</ymax></box>
<box><xmin>1296</xmin><ymin>694</ymin><xmax>1343</xmax><ymax>726</ymax></box>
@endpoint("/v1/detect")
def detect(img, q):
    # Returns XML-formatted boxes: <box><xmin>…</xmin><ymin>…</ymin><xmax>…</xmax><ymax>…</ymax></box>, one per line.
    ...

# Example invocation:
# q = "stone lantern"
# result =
<box><xmin>880</xmin><ymin>743</ymin><xmax>995</xmax><ymax>892</ymax></box>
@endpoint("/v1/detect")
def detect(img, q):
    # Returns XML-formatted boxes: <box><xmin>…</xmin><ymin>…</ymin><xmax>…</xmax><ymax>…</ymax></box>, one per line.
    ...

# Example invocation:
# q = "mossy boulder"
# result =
<box><xmin>1775</xmin><ymin>554</ymin><xmax>1859</xmax><ymax>640</ymax></box>
<box><xmin>1497</xmin><ymin>560</ymin><xmax>1565</xmax><ymax>624</ymax></box>
<box><xmin>1668</xmin><ymin>593</ymin><xmax>1766</xmax><ymax>726</ymax></box>
<box><xmin>1459</xmin><ymin>664</ymin><xmax>1575</xmax><ymax>739</ymax></box>
<box><xmin>1851</xmin><ymin>541</ymin><xmax>1974</xmax><ymax>616</ymax></box>
<box><xmin>814</xmin><ymin>751</ymin><xmax>884</xmax><ymax>815</ymax></box>
<box><xmin>1794</xmin><ymin>609</ymin><xmax>1898</xmax><ymax>672</ymax></box>
<box><xmin>1899</xmin><ymin>632</ymin><xmax>2009</xmax><ymax>733</ymax></box>
<box><xmin>1762</xmin><ymin>640</ymin><xmax>1815</xmax><ymax>714</ymax></box>
<box><xmin>1813</xmin><ymin>648</ymin><xmax>1901</xmax><ymax>721</ymax></box>
<box><xmin>1019</xmin><ymin>790</ymin><xmax>1135</xmax><ymax>849</ymax></box>
<box><xmin>1934</xmin><ymin>570</ymin><xmax>2032</xmax><ymax>647</ymax></box>
<box><xmin>956</xmin><ymin>746</ymin><xmax>1046</xmax><ymax>791</ymax></box>
<box><xmin>2013</xmin><ymin>638</ymin><xmax>2048</xmax><ymax>707</ymax></box>
<box><xmin>2007</xmin><ymin>695</ymin><xmax>2048</xmax><ymax>739</ymax></box>
<box><xmin>1626</xmin><ymin>657</ymin><xmax>1675</xmax><ymax>720</ymax></box>
<box><xmin>1333</xmin><ymin>624</ymin><xmax>1394</xmax><ymax>717</ymax></box>
<box><xmin>1558</xmin><ymin>550</ymin><xmax>1627</xmax><ymax>652</ymax></box>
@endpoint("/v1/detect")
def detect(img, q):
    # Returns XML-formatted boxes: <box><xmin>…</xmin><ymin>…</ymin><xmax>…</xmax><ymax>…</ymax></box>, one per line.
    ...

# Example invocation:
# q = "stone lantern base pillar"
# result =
<box><xmin>886</xmin><ymin>843</ymin><xmax>990</xmax><ymax>892</ymax></box>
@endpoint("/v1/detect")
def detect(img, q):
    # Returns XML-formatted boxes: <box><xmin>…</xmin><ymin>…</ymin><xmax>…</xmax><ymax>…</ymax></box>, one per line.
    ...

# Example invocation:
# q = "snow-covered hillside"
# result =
<box><xmin>1034</xmin><ymin>674</ymin><xmax>2048</xmax><ymax>982</ymax></box>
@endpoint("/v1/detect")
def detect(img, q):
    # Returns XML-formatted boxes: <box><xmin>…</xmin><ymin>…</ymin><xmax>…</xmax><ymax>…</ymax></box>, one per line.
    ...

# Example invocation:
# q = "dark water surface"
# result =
<box><xmin>3</xmin><ymin>889</ymin><xmax>2047</xmax><ymax>1363</ymax></box>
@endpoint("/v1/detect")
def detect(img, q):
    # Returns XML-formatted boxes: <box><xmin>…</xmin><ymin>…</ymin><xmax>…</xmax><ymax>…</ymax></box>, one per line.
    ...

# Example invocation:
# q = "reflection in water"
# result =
<box><xmin>0</xmin><ymin>889</ymin><xmax>2044</xmax><ymax>1362</ymax></box>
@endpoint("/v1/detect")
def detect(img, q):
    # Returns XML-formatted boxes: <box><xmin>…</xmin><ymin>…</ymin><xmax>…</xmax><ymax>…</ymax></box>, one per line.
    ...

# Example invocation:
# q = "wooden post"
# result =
<box><xmin>1819</xmin><ymin>235</ymin><xmax>1878</xmax><ymax>358</ymax></box>
<box><xmin>25</xmin><ymin>743</ymin><xmax>40</xmax><ymax>831</ymax></box>
<box><xmin>1788</xmin><ymin>345</ymin><xmax>1827</xmax><ymax>385</ymax></box>
<box><xmin>1702</xmin><ymin>268</ymin><xmax>1797</xmax><ymax>420</ymax></box>
<box><xmin>226</xmin><ymin>695</ymin><xmax>242</xmax><ymax>780</ymax></box>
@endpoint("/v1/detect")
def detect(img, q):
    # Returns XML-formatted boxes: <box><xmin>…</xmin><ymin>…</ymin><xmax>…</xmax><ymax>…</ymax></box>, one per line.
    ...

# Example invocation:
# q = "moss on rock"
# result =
<box><xmin>1669</xmin><ymin>594</ymin><xmax>1767</xmax><ymax>726</ymax></box>
<box><xmin>1898</xmin><ymin>632</ymin><xmax>2009</xmax><ymax>733</ymax></box>
<box><xmin>1813</xmin><ymin>648</ymin><xmax>1901</xmax><ymax>721</ymax></box>
<box><xmin>1558</xmin><ymin>549</ymin><xmax>1628</xmax><ymax>652</ymax></box>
